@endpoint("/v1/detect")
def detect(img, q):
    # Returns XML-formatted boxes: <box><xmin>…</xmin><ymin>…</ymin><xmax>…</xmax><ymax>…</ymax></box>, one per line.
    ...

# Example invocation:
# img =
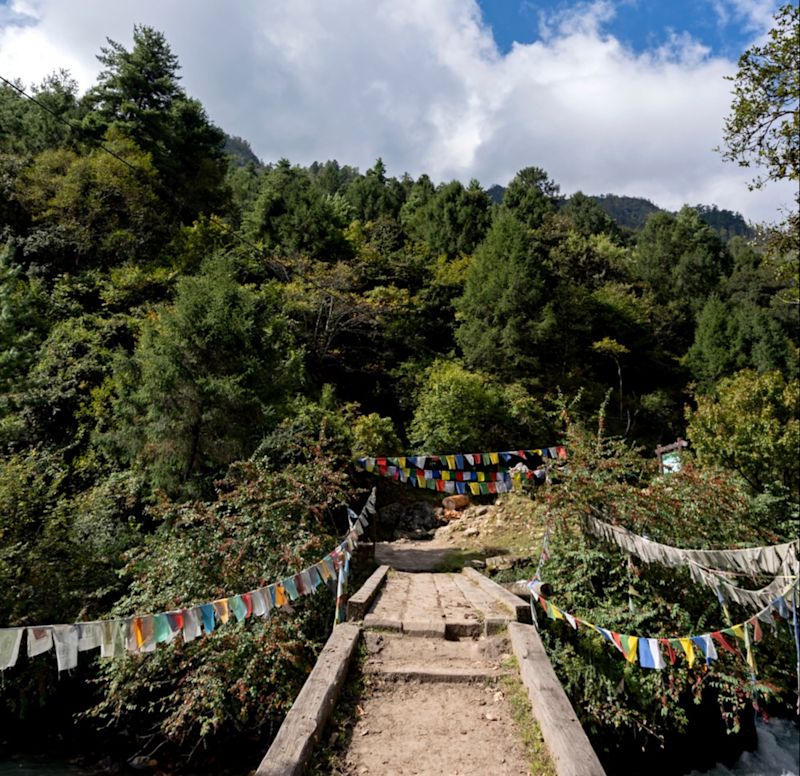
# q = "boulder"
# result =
<box><xmin>442</xmin><ymin>494</ymin><xmax>470</xmax><ymax>511</ymax></box>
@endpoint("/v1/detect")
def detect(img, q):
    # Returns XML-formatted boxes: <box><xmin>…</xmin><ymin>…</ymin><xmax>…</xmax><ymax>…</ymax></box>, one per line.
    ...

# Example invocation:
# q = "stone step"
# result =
<box><xmin>364</xmin><ymin>666</ymin><xmax>513</xmax><ymax>683</ymax></box>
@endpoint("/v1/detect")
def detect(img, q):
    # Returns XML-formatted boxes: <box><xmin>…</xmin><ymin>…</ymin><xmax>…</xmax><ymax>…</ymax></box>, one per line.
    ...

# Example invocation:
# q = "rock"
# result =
<box><xmin>464</xmin><ymin>526</ymin><xmax>479</xmax><ymax>537</ymax></box>
<box><xmin>442</xmin><ymin>494</ymin><xmax>470</xmax><ymax>511</ymax></box>
<box><xmin>465</xmin><ymin>558</ymin><xmax>486</xmax><ymax>569</ymax></box>
<box><xmin>485</xmin><ymin>554</ymin><xmax>524</xmax><ymax>571</ymax></box>
<box><xmin>473</xmin><ymin>505</ymin><xmax>490</xmax><ymax>517</ymax></box>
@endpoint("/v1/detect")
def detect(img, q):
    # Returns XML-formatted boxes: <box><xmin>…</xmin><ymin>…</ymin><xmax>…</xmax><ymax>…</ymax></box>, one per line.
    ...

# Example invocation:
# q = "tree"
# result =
<box><xmin>456</xmin><ymin>209</ymin><xmax>549</xmax><ymax>378</ymax></box>
<box><xmin>592</xmin><ymin>336</ymin><xmax>629</xmax><ymax>423</ymax></box>
<box><xmin>109</xmin><ymin>257</ymin><xmax>300</xmax><ymax>498</ymax></box>
<box><xmin>243</xmin><ymin>159</ymin><xmax>352</xmax><ymax>260</ymax></box>
<box><xmin>501</xmin><ymin>166</ymin><xmax>561</xmax><ymax>229</ymax></box>
<box><xmin>407</xmin><ymin>360</ymin><xmax>549</xmax><ymax>451</ymax></box>
<box><xmin>686</xmin><ymin>369</ymin><xmax>799</xmax><ymax>493</ymax></box>
<box><xmin>82</xmin><ymin>25</ymin><xmax>228</xmax><ymax>222</ymax></box>
<box><xmin>720</xmin><ymin>3</ymin><xmax>799</xmax><ymax>189</ymax></box>
<box><xmin>403</xmin><ymin>179</ymin><xmax>493</xmax><ymax>258</ymax></box>
<box><xmin>344</xmin><ymin>158</ymin><xmax>406</xmax><ymax>222</ymax></box>
<box><xmin>14</xmin><ymin>135</ymin><xmax>166</xmax><ymax>272</ymax></box>
<box><xmin>633</xmin><ymin>207</ymin><xmax>732</xmax><ymax>325</ymax></box>
<box><xmin>563</xmin><ymin>191</ymin><xmax>620</xmax><ymax>239</ymax></box>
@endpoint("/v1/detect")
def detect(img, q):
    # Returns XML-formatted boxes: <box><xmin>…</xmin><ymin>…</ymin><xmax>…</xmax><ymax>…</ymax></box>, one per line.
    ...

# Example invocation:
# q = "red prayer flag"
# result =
<box><xmin>712</xmin><ymin>631</ymin><xmax>741</xmax><ymax>657</ymax></box>
<box><xmin>659</xmin><ymin>637</ymin><xmax>677</xmax><ymax>665</ymax></box>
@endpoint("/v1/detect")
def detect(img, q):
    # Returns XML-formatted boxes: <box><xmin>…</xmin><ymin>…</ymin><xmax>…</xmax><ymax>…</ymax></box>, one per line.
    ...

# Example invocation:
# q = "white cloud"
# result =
<box><xmin>0</xmin><ymin>0</ymin><xmax>791</xmax><ymax>223</ymax></box>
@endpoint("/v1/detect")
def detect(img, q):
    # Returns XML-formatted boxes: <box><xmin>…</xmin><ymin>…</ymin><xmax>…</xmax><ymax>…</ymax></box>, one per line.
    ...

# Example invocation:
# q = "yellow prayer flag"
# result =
<box><xmin>275</xmin><ymin>584</ymin><xmax>287</xmax><ymax>607</ymax></box>
<box><xmin>729</xmin><ymin>624</ymin><xmax>745</xmax><ymax>641</ymax></box>
<box><xmin>214</xmin><ymin>599</ymin><xmax>230</xmax><ymax>624</ymax></box>
<box><xmin>625</xmin><ymin>636</ymin><xmax>638</xmax><ymax>663</ymax></box>
<box><xmin>678</xmin><ymin>638</ymin><xmax>695</xmax><ymax>667</ymax></box>
<box><xmin>133</xmin><ymin>618</ymin><xmax>144</xmax><ymax>649</ymax></box>
<box><xmin>441</xmin><ymin>470</ymin><xmax>450</xmax><ymax>481</ymax></box>
<box><xmin>446</xmin><ymin>455</ymin><xmax>456</xmax><ymax>469</ymax></box>
<box><xmin>469</xmin><ymin>482</ymin><xmax>480</xmax><ymax>495</ymax></box>
<box><xmin>477</xmin><ymin>471</ymin><xmax>485</xmax><ymax>482</ymax></box>
<box><xmin>489</xmin><ymin>452</ymin><xmax>499</xmax><ymax>464</ymax></box>
<box><xmin>398</xmin><ymin>457</ymin><xmax>406</xmax><ymax>468</ymax></box>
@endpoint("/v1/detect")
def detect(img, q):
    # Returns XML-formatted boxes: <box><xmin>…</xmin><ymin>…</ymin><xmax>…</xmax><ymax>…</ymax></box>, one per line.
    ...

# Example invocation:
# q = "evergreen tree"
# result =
<box><xmin>82</xmin><ymin>25</ymin><xmax>228</xmax><ymax>222</ymax></box>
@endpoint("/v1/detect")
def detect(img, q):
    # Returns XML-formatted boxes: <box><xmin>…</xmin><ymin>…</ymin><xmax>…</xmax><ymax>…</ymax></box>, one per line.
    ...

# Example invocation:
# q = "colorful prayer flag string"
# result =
<box><xmin>0</xmin><ymin>489</ymin><xmax>377</xmax><ymax>673</ymax></box>
<box><xmin>526</xmin><ymin>577</ymin><xmax>799</xmax><ymax>672</ymax></box>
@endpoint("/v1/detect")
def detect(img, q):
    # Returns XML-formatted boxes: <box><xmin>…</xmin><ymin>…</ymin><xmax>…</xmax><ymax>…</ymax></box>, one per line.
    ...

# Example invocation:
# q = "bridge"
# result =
<box><xmin>255</xmin><ymin>542</ymin><xmax>606</xmax><ymax>776</ymax></box>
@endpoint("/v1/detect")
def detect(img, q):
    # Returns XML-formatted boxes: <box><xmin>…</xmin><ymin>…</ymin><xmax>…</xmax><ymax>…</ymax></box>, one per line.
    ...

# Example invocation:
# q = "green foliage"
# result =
<box><xmin>90</xmin><ymin>452</ymin><xmax>350</xmax><ymax>751</ymax></box>
<box><xmin>403</xmin><ymin>178</ymin><xmax>493</xmax><ymax>257</ymax></box>
<box><xmin>408</xmin><ymin>359</ymin><xmax>551</xmax><ymax>451</ymax></box>
<box><xmin>532</xmin><ymin>407</ymin><xmax>793</xmax><ymax>771</ymax></box>
<box><xmin>720</xmin><ymin>3</ymin><xmax>800</xmax><ymax>188</ymax></box>
<box><xmin>456</xmin><ymin>209</ymin><xmax>548</xmax><ymax>378</ymax></box>
<box><xmin>243</xmin><ymin>158</ymin><xmax>352</xmax><ymax>259</ymax></box>
<box><xmin>81</xmin><ymin>25</ymin><xmax>228</xmax><ymax>222</ymax></box>
<box><xmin>686</xmin><ymin>369</ymin><xmax>799</xmax><ymax>493</ymax></box>
<box><xmin>108</xmin><ymin>257</ymin><xmax>300</xmax><ymax>499</ymax></box>
<box><xmin>14</xmin><ymin>134</ymin><xmax>166</xmax><ymax>272</ymax></box>
<box><xmin>563</xmin><ymin>191</ymin><xmax>621</xmax><ymax>239</ymax></box>
<box><xmin>634</xmin><ymin>206</ymin><xmax>732</xmax><ymax>321</ymax></box>
<box><xmin>0</xmin><ymin>72</ymin><xmax>80</xmax><ymax>155</ymax></box>
<box><xmin>501</xmin><ymin>166</ymin><xmax>561</xmax><ymax>229</ymax></box>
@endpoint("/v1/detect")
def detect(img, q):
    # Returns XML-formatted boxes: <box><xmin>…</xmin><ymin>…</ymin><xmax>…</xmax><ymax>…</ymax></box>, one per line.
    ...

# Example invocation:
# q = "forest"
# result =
<box><xmin>0</xmin><ymin>9</ymin><xmax>798</xmax><ymax>775</ymax></box>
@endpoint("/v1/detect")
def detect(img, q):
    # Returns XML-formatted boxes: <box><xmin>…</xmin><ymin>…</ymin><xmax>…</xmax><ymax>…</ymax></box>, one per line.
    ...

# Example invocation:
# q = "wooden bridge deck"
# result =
<box><xmin>257</xmin><ymin>544</ymin><xmax>605</xmax><ymax>776</ymax></box>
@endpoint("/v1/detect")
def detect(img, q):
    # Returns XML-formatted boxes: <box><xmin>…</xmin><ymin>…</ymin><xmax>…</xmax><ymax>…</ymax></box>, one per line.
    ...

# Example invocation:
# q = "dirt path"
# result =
<box><xmin>315</xmin><ymin>561</ymin><xmax>547</xmax><ymax>775</ymax></box>
<box><xmin>339</xmin><ymin>677</ymin><xmax>531</xmax><ymax>775</ymax></box>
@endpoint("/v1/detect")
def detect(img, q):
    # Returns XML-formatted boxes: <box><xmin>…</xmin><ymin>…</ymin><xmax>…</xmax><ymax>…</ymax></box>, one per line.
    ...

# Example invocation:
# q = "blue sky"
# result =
<box><xmin>476</xmin><ymin>0</ymin><xmax>762</xmax><ymax>58</ymax></box>
<box><xmin>0</xmin><ymin>0</ymin><xmax>795</xmax><ymax>223</ymax></box>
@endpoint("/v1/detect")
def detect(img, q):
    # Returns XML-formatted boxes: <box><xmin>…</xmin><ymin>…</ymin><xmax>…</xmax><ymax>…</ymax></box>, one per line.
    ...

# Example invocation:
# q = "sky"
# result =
<box><xmin>0</xmin><ymin>0</ymin><xmax>796</xmax><ymax>224</ymax></box>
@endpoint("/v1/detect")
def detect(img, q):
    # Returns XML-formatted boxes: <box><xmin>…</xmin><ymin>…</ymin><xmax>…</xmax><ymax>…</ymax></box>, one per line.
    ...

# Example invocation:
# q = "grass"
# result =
<box><xmin>501</xmin><ymin>656</ymin><xmax>558</xmax><ymax>776</ymax></box>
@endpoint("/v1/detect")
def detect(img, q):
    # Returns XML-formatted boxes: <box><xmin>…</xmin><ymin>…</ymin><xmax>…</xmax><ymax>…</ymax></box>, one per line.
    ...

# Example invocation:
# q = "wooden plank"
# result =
<box><xmin>461</xmin><ymin>567</ymin><xmax>531</xmax><ymax>623</ymax></box>
<box><xmin>347</xmin><ymin>564</ymin><xmax>390</xmax><ymax>621</ymax></box>
<box><xmin>255</xmin><ymin>623</ymin><xmax>361</xmax><ymax>776</ymax></box>
<box><xmin>508</xmin><ymin>622</ymin><xmax>606</xmax><ymax>776</ymax></box>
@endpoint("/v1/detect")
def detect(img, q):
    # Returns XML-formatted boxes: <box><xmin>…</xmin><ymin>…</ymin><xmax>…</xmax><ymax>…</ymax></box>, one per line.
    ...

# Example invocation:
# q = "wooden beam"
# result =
<box><xmin>461</xmin><ymin>566</ymin><xmax>531</xmax><ymax>623</ymax></box>
<box><xmin>255</xmin><ymin>623</ymin><xmax>361</xmax><ymax>776</ymax></box>
<box><xmin>346</xmin><ymin>564</ymin><xmax>389</xmax><ymax>621</ymax></box>
<box><xmin>508</xmin><ymin>622</ymin><xmax>606</xmax><ymax>776</ymax></box>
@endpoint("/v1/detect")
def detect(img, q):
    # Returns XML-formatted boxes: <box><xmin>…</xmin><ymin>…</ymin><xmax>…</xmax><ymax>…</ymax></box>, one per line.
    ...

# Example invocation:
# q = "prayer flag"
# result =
<box><xmin>100</xmin><ymin>619</ymin><xmax>126</xmax><ymax>657</ymax></box>
<box><xmin>153</xmin><ymin>614</ymin><xmax>171</xmax><ymax>643</ymax></box>
<box><xmin>53</xmin><ymin>624</ymin><xmax>79</xmax><ymax>671</ymax></box>
<box><xmin>166</xmin><ymin>612</ymin><xmax>184</xmax><ymax>639</ymax></box>
<box><xmin>283</xmin><ymin>577</ymin><xmax>299</xmax><ymax>601</ymax></box>
<box><xmin>275</xmin><ymin>583</ymin><xmax>288</xmax><ymax>607</ymax></box>
<box><xmin>27</xmin><ymin>627</ymin><xmax>53</xmax><ymax>658</ymax></box>
<box><xmin>77</xmin><ymin>622</ymin><xmax>102</xmax><ymax>652</ymax></box>
<box><xmin>638</xmin><ymin>638</ymin><xmax>665</xmax><ymax>669</ymax></box>
<box><xmin>659</xmin><ymin>638</ymin><xmax>677</xmax><ymax>665</ymax></box>
<box><xmin>0</xmin><ymin>628</ymin><xmax>24</xmax><ymax>669</ymax></box>
<box><xmin>712</xmin><ymin>631</ymin><xmax>740</xmax><ymax>657</ymax></box>
<box><xmin>691</xmin><ymin>635</ymin><xmax>718</xmax><ymax>664</ymax></box>
<box><xmin>674</xmin><ymin>638</ymin><xmax>695</xmax><ymax>666</ymax></box>
<box><xmin>230</xmin><ymin>595</ymin><xmax>248</xmax><ymax>623</ymax></box>
<box><xmin>242</xmin><ymin>592</ymin><xmax>254</xmax><ymax>617</ymax></box>
<box><xmin>620</xmin><ymin>634</ymin><xmax>639</xmax><ymax>663</ymax></box>
<box><xmin>200</xmin><ymin>604</ymin><xmax>216</xmax><ymax>634</ymax></box>
<box><xmin>213</xmin><ymin>599</ymin><xmax>231</xmax><ymax>625</ymax></box>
